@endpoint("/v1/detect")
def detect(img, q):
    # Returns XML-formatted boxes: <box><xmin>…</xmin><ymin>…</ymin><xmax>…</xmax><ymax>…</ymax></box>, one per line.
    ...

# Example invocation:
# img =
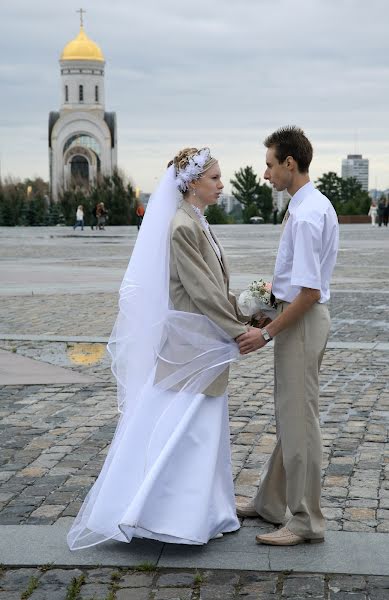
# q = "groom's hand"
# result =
<box><xmin>238</xmin><ymin>327</ymin><xmax>266</xmax><ymax>354</ymax></box>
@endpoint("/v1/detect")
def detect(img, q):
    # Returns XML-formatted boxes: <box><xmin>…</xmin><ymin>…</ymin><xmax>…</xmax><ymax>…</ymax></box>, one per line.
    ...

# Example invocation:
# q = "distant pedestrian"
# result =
<box><xmin>272</xmin><ymin>202</ymin><xmax>278</xmax><ymax>225</ymax></box>
<box><xmin>96</xmin><ymin>202</ymin><xmax>108</xmax><ymax>230</ymax></box>
<box><xmin>91</xmin><ymin>203</ymin><xmax>98</xmax><ymax>230</ymax></box>
<box><xmin>383</xmin><ymin>198</ymin><xmax>389</xmax><ymax>227</ymax></box>
<box><xmin>73</xmin><ymin>205</ymin><xmax>84</xmax><ymax>231</ymax></box>
<box><xmin>135</xmin><ymin>203</ymin><xmax>145</xmax><ymax>230</ymax></box>
<box><xmin>377</xmin><ymin>199</ymin><xmax>385</xmax><ymax>227</ymax></box>
<box><xmin>368</xmin><ymin>202</ymin><xmax>378</xmax><ymax>227</ymax></box>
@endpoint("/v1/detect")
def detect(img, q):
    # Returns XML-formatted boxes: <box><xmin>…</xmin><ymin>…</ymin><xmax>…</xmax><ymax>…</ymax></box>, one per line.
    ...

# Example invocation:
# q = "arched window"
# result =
<box><xmin>65</xmin><ymin>85</ymin><xmax>69</xmax><ymax>102</ymax></box>
<box><xmin>63</xmin><ymin>134</ymin><xmax>101</xmax><ymax>157</ymax></box>
<box><xmin>95</xmin><ymin>85</ymin><xmax>99</xmax><ymax>102</ymax></box>
<box><xmin>71</xmin><ymin>155</ymin><xmax>89</xmax><ymax>182</ymax></box>
<box><xmin>79</xmin><ymin>85</ymin><xmax>84</xmax><ymax>102</ymax></box>
<box><xmin>63</xmin><ymin>134</ymin><xmax>102</xmax><ymax>173</ymax></box>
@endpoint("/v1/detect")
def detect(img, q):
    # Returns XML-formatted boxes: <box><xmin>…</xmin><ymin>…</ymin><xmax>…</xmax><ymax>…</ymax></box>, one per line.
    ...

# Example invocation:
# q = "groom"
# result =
<box><xmin>237</xmin><ymin>126</ymin><xmax>339</xmax><ymax>546</ymax></box>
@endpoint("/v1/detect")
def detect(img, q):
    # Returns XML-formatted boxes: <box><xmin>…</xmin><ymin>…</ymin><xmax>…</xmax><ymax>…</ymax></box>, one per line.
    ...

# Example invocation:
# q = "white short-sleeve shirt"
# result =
<box><xmin>272</xmin><ymin>182</ymin><xmax>339</xmax><ymax>304</ymax></box>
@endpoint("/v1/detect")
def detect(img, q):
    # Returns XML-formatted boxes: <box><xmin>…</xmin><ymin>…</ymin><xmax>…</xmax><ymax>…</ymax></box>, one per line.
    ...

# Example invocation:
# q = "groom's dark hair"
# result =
<box><xmin>264</xmin><ymin>126</ymin><xmax>313</xmax><ymax>173</ymax></box>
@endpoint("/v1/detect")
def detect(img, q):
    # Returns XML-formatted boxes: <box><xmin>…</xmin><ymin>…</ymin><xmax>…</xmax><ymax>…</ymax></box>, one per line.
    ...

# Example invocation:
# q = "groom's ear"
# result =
<box><xmin>285</xmin><ymin>156</ymin><xmax>295</xmax><ymax>170</ymax></box>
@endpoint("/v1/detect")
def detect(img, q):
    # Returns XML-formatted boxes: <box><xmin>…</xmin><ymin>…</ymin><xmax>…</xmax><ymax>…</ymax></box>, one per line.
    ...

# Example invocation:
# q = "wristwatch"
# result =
<box><xmin>260</xmin><ymin>328</ymin><xmax>272</xmax><ymax>343</ymax></box>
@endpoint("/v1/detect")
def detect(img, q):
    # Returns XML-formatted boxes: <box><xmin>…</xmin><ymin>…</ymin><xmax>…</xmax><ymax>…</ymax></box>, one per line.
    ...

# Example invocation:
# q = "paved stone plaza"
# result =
<box><xmin>0</xmin><ymin>224</ymin><xmax>388</xmax><ymax>599</ymax></box>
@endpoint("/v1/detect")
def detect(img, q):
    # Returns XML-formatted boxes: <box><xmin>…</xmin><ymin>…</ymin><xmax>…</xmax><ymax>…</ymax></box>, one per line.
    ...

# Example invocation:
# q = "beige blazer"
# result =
<box><xmin>161</xmin><ymin>201</ymin><xmax>247</xmax><ymax>397</ymax></box>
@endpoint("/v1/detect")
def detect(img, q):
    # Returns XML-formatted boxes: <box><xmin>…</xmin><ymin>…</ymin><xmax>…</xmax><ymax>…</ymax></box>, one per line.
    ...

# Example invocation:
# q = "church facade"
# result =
<box><xmin>48</xmin><ymin>19</ymin><xmax>117</xmax><ymax>201</ymax></box>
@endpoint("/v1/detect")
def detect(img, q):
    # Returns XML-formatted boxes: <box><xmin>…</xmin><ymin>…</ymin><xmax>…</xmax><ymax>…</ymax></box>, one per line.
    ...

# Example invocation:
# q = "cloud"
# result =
<box><xmin>1</xmin><ymin>0</ymin><xmax>388</xmax><ymax>191</ymax></box>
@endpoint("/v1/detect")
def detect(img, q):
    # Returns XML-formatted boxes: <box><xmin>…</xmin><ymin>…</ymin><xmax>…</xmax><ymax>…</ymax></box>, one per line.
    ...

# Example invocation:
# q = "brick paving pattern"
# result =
<box><xmin>0</xmin><ymin>225</ymin><xmax>388</xmax><ymax>596</ymax></box>
<box><xmin>1</xmin><ymin>567</ymin><xmax>389</xmax><ymax>599</ymax></box>
<box><xmin>0</xmin><ymin>343</ymin><xmax>387</xmax><ymax>534</ymax></box>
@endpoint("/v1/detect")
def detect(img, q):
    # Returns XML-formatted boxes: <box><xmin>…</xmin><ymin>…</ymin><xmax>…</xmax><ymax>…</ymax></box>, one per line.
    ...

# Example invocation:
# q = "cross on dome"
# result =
<box><xmin>60</xmin><ymin>12</ymin><xmax>104</xmax><ymax>62</ymax></box>
<box><xmin>76</xmin><ymin>8</ymin><xmax>86</xmax><ymax>27</ymax></box>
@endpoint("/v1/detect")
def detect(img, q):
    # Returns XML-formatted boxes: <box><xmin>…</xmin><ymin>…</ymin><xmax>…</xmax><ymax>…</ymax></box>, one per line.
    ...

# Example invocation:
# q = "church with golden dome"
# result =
<box><xmin>48</xmin><ymin>11</ymin><xmax>117</xmax><ymax>201</ymax></box>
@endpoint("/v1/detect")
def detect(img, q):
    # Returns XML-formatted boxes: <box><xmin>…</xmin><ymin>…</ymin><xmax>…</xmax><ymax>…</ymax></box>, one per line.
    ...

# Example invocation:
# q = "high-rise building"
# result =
<box><xmin>272</xmin><ymin>187</ymin><xmax>290</xmax><ymax>212</ymax></box>
<box><xmin>48</xmin><ymin>13</ymin><xmax>117</xmax><ymax>201</ymax></box>
<box><xmin>217</xmin><ymin>194</ymin><xmax>241</xmax><ymax>214</ymax></box>
<box><xmin>341</xmin><ymin>155</ymin><xmax>369</xmax><ymax>191</ymax></box>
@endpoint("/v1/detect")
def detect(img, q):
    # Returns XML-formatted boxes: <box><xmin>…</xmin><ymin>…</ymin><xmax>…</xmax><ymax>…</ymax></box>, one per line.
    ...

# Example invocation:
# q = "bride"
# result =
<box><xmin>67</xmin><ymin>147</ymin><xmax>248</xmax><ymax>549</ymax></box>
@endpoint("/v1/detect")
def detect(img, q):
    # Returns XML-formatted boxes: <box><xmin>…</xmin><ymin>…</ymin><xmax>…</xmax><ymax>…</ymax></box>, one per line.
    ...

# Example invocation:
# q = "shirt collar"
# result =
<box><xmin>288</xmin><ymin>181</ymin><xmax>314</xmax><ymax>213</ymax></box>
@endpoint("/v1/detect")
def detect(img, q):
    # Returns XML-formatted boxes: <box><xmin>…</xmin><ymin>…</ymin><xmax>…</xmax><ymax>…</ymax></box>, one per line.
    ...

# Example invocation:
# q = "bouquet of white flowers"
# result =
<box><xmin>238</xmin><ymin>279</ymin><xmax>278</xmax><ymax>321</ymax></box>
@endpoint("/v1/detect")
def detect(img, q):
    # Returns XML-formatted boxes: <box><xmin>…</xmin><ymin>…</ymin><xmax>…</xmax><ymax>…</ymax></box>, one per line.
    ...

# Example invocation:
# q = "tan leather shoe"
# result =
<box><xmin>236</xmin><ymin>500</ymin><xmax>283</xmax><ymax>525</ymax></box>
<box><xmin>236</xmin><ymin>499</ymin><xmax>258</xmax><ymax>518</ymax></box>
<box><xmin>255</xmin><ymin>526</ymin><xmax>324</xmax><ymax>546</ymax></box>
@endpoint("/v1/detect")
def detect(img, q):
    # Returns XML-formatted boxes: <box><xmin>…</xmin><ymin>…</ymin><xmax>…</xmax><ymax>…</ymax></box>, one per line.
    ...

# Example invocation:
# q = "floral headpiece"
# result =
<box><xmin>175</xmin><ymin>148</ymin><xmax>212</xmax><ymax>193</ymax></box>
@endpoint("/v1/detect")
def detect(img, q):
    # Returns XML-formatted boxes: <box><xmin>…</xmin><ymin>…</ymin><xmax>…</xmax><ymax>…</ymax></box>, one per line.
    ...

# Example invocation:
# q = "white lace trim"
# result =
<box><xmin>191</xmin><ymin>205</ymin><xmax>221</xmax><ymax>261</ymax></box>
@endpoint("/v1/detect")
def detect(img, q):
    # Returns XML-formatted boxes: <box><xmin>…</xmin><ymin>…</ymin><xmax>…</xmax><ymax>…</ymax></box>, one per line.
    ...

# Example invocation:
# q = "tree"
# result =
<box><xmin>228</xmin><ymin>202</ymin><xmax>243</xmax><ymax>223</ymax></box>
<box><xmin>0</xmin><ymin>177</ymin><xmax>51</xmax><ymax>226</ymax></box>
<box><xmin>315</xmin><ymin>172</ymin><xmax>342</xmax><ymax>208</ymax></box>
<box><xmin>242</xmin><ymin>202</ymin><xmax>260</xmax><ymax>223</ymax></box>
<box><xmin>230</xmin><ymin>166</ymin><xmax>259</xmax><ymax>207</ymax></box>
<box><xmin>257</xmin><ymin>185</ymin><xmax>273</xmax><ymax>223</ymax></box>
<box><xmin>0</xmin><ymin>180</ymin><xmax>26</xmax><ymax>226</ymax></box>
<box><xmin>340</xmin><ymin>177</ymin><xmax>370</xmax><ymax>215</ymax></box>
<box><xmin>47</xmin><ymin>201</ymin><xmax>66</xmax><ymax>226</ymax></box>
<box><xmin>0</xmin><ymin>172</ymin><xmax>135</xmax><ymax>226</ymax></box>
<box><xmin>25</xmin><ymin>196</ymin><xmax>48</xmax><ymax>226</ymax></box>
<box><xmin>205</xmin><ymin>203</ymin><xmax>229</xmax><ymax>224</ymax></box>
<box><xmin>316</xmin><ymin>172</ymin><xmax>370</xmax><ymax>215</ymax></box>
<box><xmin>106</xmin><ymin>171</ymin><xmax>135</xmax><ymax>225</ymax></box>
<box><xmin>59</xmin><ymin>171</ymin><xmax>135</xmax><ymax>226</ymax></box>
<box><xmin>59</xmin><ymin>187</ymin><xmax>89</xmax><ymax>225</ymax></box>
<box><xmin>230</xmin><ymin>166</ymin><xmax>272</xmax><ymax>223</ymax></box>
<box><xmin>25</xmin><ymin>177</ymin><xmax>49</xmax><ymax>198</ymax></box>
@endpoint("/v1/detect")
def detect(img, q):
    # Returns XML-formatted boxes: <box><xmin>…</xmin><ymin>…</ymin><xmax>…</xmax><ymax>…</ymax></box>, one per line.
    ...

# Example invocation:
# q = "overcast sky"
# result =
<box><xmin>1</xmin><ymin>0</ymin><xmax>389</xmax><ymax>193</ymax></box>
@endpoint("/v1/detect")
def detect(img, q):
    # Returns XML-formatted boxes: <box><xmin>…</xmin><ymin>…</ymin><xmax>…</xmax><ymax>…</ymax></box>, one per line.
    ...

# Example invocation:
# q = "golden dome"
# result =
<box><xmin>61</xmin><ymin>27</ymin><xmax>104</xmax><ymax>62</ymax></box>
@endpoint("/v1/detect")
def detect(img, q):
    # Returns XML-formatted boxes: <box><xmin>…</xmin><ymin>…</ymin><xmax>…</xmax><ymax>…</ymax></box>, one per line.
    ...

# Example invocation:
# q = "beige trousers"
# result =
<box><xmin>254</xmin><ymin>301</ymin><xmax>331</xmax><ymax>539</ymax></box>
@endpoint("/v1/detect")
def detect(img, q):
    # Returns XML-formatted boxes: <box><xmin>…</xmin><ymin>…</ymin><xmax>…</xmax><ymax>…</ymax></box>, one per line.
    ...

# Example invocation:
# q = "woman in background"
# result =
<box><xmin>73</xmin><ymin>205</ymin><xmax>84</xmax><ymax>230</ymax></box>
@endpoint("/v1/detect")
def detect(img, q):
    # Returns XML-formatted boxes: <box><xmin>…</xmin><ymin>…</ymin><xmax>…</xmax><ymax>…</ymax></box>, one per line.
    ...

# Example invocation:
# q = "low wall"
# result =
<box><xmin>338</xmin><ymin>215</ymin><xmax>370</xmax><ymax>224</ymax></box>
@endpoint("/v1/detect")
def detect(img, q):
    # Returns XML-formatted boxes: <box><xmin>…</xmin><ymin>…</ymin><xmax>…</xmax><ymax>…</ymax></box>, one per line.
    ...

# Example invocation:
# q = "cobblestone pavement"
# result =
<box><xmin>1</xmin><ymin>290</ymin><xmax>388</xmax><ymax>343</ymax></box>
<box><xmin>0</xmin><ymin>225</ymin><xmax>388</xmax><ymax>594</ymax></box>
<box><xmin>1</xmin><ymin>225</ymin><xmax>388</xmax><ymax>342</ymax></box>
<box><xmin>0</xmin><ymin>344</ymin><xmax>388</xmax><ymax>534</ymax></box>
<box><xmin>1</xmin><ymin>567</ymin><xmax>389</xmax><ymax>599</ymax></box>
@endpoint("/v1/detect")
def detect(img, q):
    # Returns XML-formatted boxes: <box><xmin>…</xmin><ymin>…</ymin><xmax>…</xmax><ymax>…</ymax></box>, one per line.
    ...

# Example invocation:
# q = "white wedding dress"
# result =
<box><xmin>67</xmin><ymin>166</ymin><xmax>240</xmax><ymax>550</ymax></box>
<box><xmin>67</xmin><ymin>377</ymin><xmax>239</xmax><ymax>548</ymax></box>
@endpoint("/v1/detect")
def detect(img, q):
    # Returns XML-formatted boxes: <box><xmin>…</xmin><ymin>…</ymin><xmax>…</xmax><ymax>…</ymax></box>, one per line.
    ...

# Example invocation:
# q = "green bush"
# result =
<box><xmin>205</xmin><ymin>203</ymin><xmax>229</xmax><ymax>224</ymax></box>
